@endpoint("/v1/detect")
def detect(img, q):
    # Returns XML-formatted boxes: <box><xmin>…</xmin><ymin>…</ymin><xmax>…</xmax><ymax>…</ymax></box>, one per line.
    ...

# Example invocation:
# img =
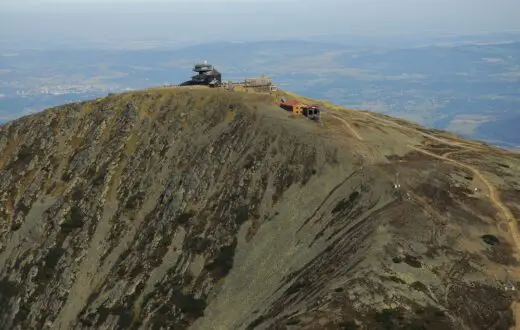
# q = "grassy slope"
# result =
<box><xmin>0</xmin><ymin>86</ymin><xmax>520</xmax><ymax>329</ymax></box>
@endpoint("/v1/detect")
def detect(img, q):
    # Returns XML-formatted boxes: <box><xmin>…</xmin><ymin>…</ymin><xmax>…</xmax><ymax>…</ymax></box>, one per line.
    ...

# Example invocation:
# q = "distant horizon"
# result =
<box><xmin>2</xmin><ymin>30</ymin><xmax>520</xmax><ymax>52</ymax></box>
<box><xmin>2</xmin><ymin>0</ymin><xmax>520</xmax><ymax>50</ymax></box>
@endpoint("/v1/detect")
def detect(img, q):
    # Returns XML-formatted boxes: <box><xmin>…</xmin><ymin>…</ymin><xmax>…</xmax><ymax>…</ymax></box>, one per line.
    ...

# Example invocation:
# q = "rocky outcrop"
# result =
<box><xmin>0</xmin><ymin>87</ymin><xmax>519</xmax><ymax>329</ymax></box>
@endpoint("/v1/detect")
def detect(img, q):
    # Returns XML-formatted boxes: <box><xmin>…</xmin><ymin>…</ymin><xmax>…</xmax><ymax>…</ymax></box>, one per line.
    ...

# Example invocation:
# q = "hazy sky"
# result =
<box><xmin>2</xmin><ymin>0</ymin><xmax>520</xmax><ymax>49</ymax></box>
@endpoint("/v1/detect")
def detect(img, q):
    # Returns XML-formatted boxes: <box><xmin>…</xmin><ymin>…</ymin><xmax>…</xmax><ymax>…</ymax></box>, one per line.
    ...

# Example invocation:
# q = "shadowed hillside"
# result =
<box><xmin>1</xmin><ymin>87</ymin><xmax>520</xmax><ymax>329</ymax></box>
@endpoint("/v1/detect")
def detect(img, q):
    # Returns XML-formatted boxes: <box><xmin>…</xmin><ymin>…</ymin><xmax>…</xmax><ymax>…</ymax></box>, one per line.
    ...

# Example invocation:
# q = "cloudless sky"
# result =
<box><xmin>1</xmin><ymin>0</ymin><xmax>520</xmax><ymax>49</ymax></box>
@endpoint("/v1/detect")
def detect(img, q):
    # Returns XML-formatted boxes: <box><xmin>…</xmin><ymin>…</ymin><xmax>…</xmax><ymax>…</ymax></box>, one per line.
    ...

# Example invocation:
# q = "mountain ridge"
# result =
<box><xmin>1</xmin><ymin>87</ymin><xmax>520</xmax><ymax>329</ymax></box>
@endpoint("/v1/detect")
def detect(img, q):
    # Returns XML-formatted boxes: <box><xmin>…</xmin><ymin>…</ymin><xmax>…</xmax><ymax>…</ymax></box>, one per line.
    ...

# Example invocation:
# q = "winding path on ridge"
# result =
<box><xmin>406</xmin><ymin>145</ymin><xmax>520</xmax><ymax>330</ymax></box>
<box><xmin>407</xmin><ymin>145</ymin><xmax>519</xmax><ymax>246</ymax></box>
<box><xmin>359</xmin><ymin>111</ymin><xmax>518</xmax><ymax>246</ymax></box>
<box><xmin>335</xmin><ymin>108</ymin><xmax>520</xmax><ymax>328</ymax></box>
<box><xmin>326</xmin><ymin>112</ymin><xmax>364</xmax><ymax>141</ymax></box>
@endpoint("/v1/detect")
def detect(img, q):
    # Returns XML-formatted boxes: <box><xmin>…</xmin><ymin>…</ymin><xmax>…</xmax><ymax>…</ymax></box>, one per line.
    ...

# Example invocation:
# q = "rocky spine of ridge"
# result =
<box><xmin>1</xmin><ymin>87</ymin><xmax>520</xmax><ymax>330</ymax></box>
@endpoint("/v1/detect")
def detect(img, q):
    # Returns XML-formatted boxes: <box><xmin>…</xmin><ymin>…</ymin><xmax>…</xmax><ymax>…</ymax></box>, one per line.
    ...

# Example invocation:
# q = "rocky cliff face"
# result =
<box><xmin>1</xmin><ymin>87</ymin><xmax>520</xmax><ymax>330</ymax></box>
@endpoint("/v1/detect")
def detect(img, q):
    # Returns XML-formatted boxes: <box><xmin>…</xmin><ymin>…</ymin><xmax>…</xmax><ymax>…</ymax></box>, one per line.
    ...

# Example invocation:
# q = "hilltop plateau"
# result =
<box><xmin>1</xmin><ymin>87</ymin><xmax>520</xmax><ymax>329</ymax></box>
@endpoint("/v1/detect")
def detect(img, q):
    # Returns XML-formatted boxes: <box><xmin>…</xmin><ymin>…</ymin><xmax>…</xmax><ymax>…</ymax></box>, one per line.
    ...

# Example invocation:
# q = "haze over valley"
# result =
<box><xmin>1</xmin><ymin>33</ymin><xmax>520</xmax><ymax>148</ymax></box>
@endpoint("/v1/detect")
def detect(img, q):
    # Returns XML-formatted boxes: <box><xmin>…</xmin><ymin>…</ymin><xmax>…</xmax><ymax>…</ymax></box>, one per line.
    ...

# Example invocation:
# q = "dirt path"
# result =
<box><xmin>442</xmin><ymin>150</ymin><xmax>469</xmax><ymax>158</ymax></box>
<box><xmin>407</xmin><ymin>144</ymin><xmax>520</xmax><ymax>329</ymax></box>
<box><xmin>334</xmin><ymin>112</ymin><xmax>516</xmax><ymax>239</ymax></box>
<box><xmin>330</xmin><ymin>107</ymin><xmax>520</xmax><ymax>327</ymax></box>
<box><xmin>407</xmin><ymin>145</ymin><xmax>519</xmax><ymax>246</ymax></box>
<box><xmin>355</xmin><ymin>111</ymin><xmax>519</xmax><ymax>248</ymax></box>
<box><xmin>366</xmin><ymin>112</ymin><xmax>519</xmax><ymax>158</ymax></box>
<box><xmin>327</xmin><ymin>113</ymin><xmax>363</xmax><ymax>141</ymax></box>
<box><xmin>362</xmin><ymin>112</ymin><xmax>518</xmax><ymax>243</ymax></box>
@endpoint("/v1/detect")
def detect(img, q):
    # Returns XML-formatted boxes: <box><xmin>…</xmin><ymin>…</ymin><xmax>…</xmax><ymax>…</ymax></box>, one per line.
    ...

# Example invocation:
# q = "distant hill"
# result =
<box><xmin>1</xmin><ymin>86</ymin><xmax>520</xmax><ymax>329</ymax></box>
<box><xmin>1</xmin><ymin>37</ymin><xmax>520</xmax><ymax>148</ymax></box>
